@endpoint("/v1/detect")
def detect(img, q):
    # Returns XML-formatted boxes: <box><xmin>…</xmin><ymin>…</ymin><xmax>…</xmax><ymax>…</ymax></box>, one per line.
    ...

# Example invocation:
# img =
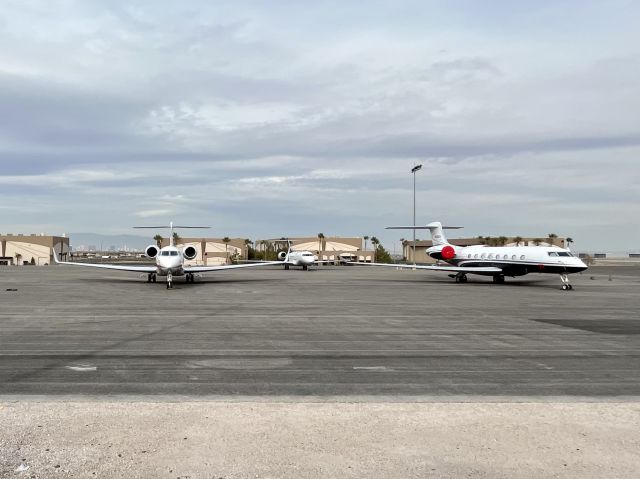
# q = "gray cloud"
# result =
<box><xmin>1</xmin><ymin>0</ymin><xmax>639</xmax><ymax>251</ymax></box>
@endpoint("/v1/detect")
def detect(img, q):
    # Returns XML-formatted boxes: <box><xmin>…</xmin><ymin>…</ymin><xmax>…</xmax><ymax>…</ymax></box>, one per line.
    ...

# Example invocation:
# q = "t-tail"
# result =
<box><xmin>133</xmin><ymin>222</ymin><xmax>211</xmax><ymax>247</ymax></box>
<box><xmin>386</xmin><ymin>221</ymin><xmax>462</xmax><ymax>245</ymax></box>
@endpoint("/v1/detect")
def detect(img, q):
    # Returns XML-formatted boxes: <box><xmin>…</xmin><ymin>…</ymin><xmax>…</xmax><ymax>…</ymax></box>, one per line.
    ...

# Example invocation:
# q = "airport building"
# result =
<box><xmin>166</xmin><ymin>237</ymin><xmax>249</xmax><ymax>266</ymax></box>
<box><xmin>0</xmin><ymin>234</ymin><xmax>70</xmax><ymax>265</ymax></box>
<box><xmin>257</xmin><ymin>236</ymin><xmax>375</xmax><ymax>263</ymax></box>
<box><xmin>403</xmin><ymin>237</ymin><xmax>567</xmax><ymax>263</ymax></box>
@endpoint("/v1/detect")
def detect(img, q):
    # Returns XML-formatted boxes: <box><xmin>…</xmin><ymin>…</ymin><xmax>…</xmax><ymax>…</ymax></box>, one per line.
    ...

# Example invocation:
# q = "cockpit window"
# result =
<box><xmin>161</xmin><ymin>251</ymin><xmax>170</xmax><ymax>256</ymax></box>
<box><xmin>302</xmin><ymin>253</ymin><xmax>314</xmax><ymax>257</ymax></box>
<box><xmin>170</xmin><ymin>251</ymin><xmax>179</xmax><ymax>256</ymax></box>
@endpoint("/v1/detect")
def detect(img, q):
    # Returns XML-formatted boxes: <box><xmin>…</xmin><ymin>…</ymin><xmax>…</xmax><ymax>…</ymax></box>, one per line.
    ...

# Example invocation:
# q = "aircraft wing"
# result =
<box><xmin>351</xmin><ymin>262</ymin><xmax>502</xmax><ymax>273</ymax></box>
<box><xmin>53</xmin><ymin>250</ymin><xmax>157</xmax><ymax>272</ymax></box>
<box><xmin>185</xmin><ymin>261</ymin><xmax>282</xmax><ymax>273</ymax></box>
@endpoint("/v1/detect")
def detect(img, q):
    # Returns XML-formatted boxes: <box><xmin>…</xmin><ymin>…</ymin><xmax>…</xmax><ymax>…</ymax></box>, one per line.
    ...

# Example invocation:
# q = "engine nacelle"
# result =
<box><xmin>278</xmin><ymin>251</ymin><xmax>288</xmax><ymax>261</ymax></box>
<box><xmin>427</xmin><ymin>244</ymin><xmax>456</xmax><ymax>261</ymax></box>
<box><xmin>183</xmin><ymin>245</ymin><xmax>197</xmax><ymax>260</ymax></box>
<box><xmin>145</xmin><ymin>244</ymin><xmax>159</xmax><ymax>258</ymax></box>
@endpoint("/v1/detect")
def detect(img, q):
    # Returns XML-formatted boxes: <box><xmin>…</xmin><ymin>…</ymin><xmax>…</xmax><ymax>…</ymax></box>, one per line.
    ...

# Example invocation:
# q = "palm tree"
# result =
<box><xmin>548</xmin><ymin>233</ymin><xmax>558</xmax><ymax>246</ymax></box>
<box><xmin>477</xmin><ymin>235</ymin><xmax>485</xmax><ymax>245</ymax></box>
<box><xmin>317</xmin><ymin>233</ymin><xmax>325</xmax><ymax>255</ymax></box>
<box><xmin>153</xmin><ymin>234</ymin><xmax>163</xmax><ymax>248</ymax></box>
<box><xmin>371</xmin><ymin>236</ymin><xmax>380</xmax><ymax>262</ymax></box>
<box><xmin>172</xmin><ymin>231</ymin><xmax>180</xmax><ymax>245</ymax></box>
<box><xmin>244</xmin><ymin>238</ymin><xmax>253</xmax><ymax>260</ymax></box>
<box><xmin>222</xmin><ymin>237</ymin><xmax>231</xmax><ymax>264</ymax></box>
<box><xmin>498</xmin><ymin>236</ymin><xmax>508</xmax><ymax>246</ymax></box>
<box><xmin>363</xmin><ymin>235</ymin><xmax>369</xmax><ymax>251</ymax></box>
<box><xmin>533</xmin><ymin>238</ymin><xmax>542</xmax><ymax>246</ymax></box>
<box><xmin>566</xmin><ymin>237</ymin><xmax>574</xmax><ymax>250</ymax></box>
<box><xmin>15</xmin><ymin>253</ymin><xmax>22</xmax><ymax>266</ymax></box>
<box><xmin>513</xmin><ymin>236</ymin><xmax>523</xmax><ymax>247</ymax></box>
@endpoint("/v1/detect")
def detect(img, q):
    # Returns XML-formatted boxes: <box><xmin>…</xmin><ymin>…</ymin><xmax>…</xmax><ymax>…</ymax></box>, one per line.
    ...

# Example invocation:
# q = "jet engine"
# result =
<box><xmin>145</xmin><ymin>245</ymin><xmax>159</xmax><ymax>258</ymax></box>
<box><xmin>278</xmin><ymin>251</ymin><xmax>288</xmax><ymax>261</ymax></box>
<box><xmin>427</xmin><ymin>245</ymin><xmax>456</xmax><ymax>261</ymax></box>
<box><xmin>183</xmin><ymin>245</ymin><xmax>197</xmax><ymax>260</ymax></box>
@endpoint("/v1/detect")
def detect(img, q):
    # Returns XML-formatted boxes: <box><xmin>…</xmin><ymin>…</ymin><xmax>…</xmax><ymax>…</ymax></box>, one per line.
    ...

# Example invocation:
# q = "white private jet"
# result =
<box><xmin>54</xmin><ymin>222</ymin><xmax>280</xmax><ymax>288</ymax></box>
<box><xmin>355</xmin><ymin>222</ymin><xmax>588</xmax><ymax>290</ymax></box>
<box><xmin>274</xmin><ymin>240</ymin><xmax>335</xmax><ymax>270</ymax></box>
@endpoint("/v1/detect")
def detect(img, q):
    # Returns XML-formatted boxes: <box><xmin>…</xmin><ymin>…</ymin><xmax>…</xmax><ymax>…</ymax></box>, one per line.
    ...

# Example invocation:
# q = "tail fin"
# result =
<box><xmin>386</xmin><ymin>222</ymin><xmax>462</xmax><ymax>246</ymax></box>
<box><xmin>425</xmin><ymin>222</ymin><xmax>449</xmax><ymax>246</ymax></box>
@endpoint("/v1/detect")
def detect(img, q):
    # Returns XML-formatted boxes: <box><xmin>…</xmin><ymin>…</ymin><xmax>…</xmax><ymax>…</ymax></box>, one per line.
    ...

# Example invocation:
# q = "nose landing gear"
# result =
<box><xmin>560</xmin><ymin>273</ymin><xmax>573</xmax><ymax>290</ymax></box>
<box><xmin>166</xmin><ymin>272</ymin><xmax>173</xmax><ymax>289</ymax></box>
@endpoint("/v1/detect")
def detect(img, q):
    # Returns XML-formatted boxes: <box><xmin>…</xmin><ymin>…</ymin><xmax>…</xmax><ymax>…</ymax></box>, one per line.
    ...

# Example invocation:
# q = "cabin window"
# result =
<box><xmin>488</xmin><ymin>253</ymin><xmax>494</xmax><ymax>259</ymax></box>
<box><xmin>512</xmin><ymin>255</ymin><xmax>517</xmax><ymax>260</ymax></box>
<box><xmin>481</xmin><ymin>253</ymin><xmax>486</xmax><ymax>259</ymax></box>
<box><xmin>548</xmin><ymin>252</ymin><xmax>559</xmax><ymax>257</ymax></box>
<box><xmin>503</xmin><ymin>254</ymin><xmax>508</xmax><ymax>260</ymax></box>
<box><xmin>520</xmin><ymin>255</ymin><xmax>526</xmax><ymax>260</ymax></box>
<box><xmin>474</xmin><ymin>254</ymin><xmax>478</xmax><ymax>259</ymax></box>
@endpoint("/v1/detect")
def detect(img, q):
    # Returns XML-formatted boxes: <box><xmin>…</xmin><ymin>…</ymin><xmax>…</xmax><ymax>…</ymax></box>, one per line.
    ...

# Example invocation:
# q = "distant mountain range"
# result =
<box><xmin>68</xmin><ymin>233</ymin><xmax>154</xmax><ymax>251</ymax></box>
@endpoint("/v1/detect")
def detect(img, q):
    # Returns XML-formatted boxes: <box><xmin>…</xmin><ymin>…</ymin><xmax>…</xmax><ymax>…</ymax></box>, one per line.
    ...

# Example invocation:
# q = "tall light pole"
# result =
<box><xmin>411</xmin><ymin>164</ymin><xmax>422</xmax><ymax>265</ymax></box>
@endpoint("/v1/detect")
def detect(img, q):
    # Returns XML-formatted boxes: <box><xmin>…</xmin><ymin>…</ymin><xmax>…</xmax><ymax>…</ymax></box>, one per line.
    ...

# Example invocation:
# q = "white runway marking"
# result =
<box><xmin>65</xmin><ymin>364</ymin><xmax>97</xmax><ymax>372</ymax></box>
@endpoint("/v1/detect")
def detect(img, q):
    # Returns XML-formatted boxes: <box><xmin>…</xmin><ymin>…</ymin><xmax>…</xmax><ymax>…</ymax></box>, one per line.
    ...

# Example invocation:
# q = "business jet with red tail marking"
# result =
<box><xmin>356</xmin><ymin>222</ymin><xmax>587</xmax><ymax>290</ymax></box>
<box><xmin>54</xmin><ymin>222</ymin><xmax>280</xmax><ymax>289</ymax></box>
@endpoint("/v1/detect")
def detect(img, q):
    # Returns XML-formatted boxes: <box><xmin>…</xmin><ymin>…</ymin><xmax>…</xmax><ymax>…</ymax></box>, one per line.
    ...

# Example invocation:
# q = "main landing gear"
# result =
<box><xmin>185</xmin><ymin>273</ymin><xmax>195</xmax><ymax>283</ymax></box>
<box><xmin>492</xmin><ymin>274</ymin><xmax>505</xmax><ymax>284</ymax></box>
<box><xmin>147</xmin><ymin>273</ymin><xmax>157</xmax><ymax>283</ymax></box>
<box><xmin>454</xmin><ymin>273</ymin><xmax>468</xmax><ymax>283</ymax></box>
<box><xmin>302</xmin><ymin>265</ymin><xmax>308</xmax><ymax>271</ymax></box>
<box><xmin>560</xmin><ymin>273</ymin><xmax>573</xmax><ymax>291</ymax></box>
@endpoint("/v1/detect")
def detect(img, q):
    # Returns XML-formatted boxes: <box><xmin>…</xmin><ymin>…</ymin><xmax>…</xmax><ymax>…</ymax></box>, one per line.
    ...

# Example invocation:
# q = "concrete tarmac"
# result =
<box><xmin>2</xmin><ymin>264</ymin><xmax>640</xmax><ymax>477</ymax></box>
<box><xmin>1</xmin><ymin>264</ymin><xmax>639</xmax><ymax>397</ymax></box>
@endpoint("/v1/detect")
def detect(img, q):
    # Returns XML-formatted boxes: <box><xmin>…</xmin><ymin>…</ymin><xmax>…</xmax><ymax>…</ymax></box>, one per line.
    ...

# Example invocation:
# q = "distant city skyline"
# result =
<box><xmin>1</xmin><ymin>1</ymin><xmax>639</xmax><ymax>250</ymax></box>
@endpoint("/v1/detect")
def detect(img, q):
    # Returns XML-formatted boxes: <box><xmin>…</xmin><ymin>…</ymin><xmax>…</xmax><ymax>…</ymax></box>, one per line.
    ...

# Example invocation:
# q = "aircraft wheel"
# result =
<box><xmin>303</xmin><ymin>265</ymin><xmax>308</xmax><ymax>271</ymax></box>
<box><xmin>284</xmin><ymin>265</ymin><xmax>289</xmax><ymax>270</ymax></box>
<box><xmin>568</xmin><ymin>284</ymin><xmax>573</xmax><ymax>290</ymax></box>
<box><xmin>562</xmin><ymin>284</ymin><xmax>568</xmax><ymax>291</ymax></box>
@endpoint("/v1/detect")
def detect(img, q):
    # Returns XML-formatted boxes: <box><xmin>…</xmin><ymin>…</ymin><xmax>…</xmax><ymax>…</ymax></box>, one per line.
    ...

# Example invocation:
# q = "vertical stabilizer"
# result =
<box><xmin>425</xmin><ymin>222</ymin><xmax>449</xmax><ymax>246</ymax></box>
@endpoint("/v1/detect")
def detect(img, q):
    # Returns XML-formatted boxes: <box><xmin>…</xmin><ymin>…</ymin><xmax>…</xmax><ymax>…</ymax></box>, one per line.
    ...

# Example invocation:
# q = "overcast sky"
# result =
<box><xmin>1</xmin><ymin>0</ymin><xmax>639</xmax><ymax>251</ymax></box>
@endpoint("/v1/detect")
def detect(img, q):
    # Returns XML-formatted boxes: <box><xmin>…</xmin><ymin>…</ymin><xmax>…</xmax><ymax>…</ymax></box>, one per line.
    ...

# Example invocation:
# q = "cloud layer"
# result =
<box><xmin>1</xmin><ymin>1</ymin><xmax>639</xmax><ymax>251</ymax></box>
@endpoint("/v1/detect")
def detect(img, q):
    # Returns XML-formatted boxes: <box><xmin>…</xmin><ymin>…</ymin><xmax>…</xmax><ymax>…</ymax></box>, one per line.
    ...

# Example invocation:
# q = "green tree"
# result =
<box><xmin>153</xmin><ymin>234</ymin><xmax>163</xmax><ymax>248</ymax></box>
<box><xmin>533</xmin><ymin>238</ymin><xmax>542</xmax><ymax>246</ymax></box>
<box><xmin>548</xmin><ymin>233</ymin><xmax>558</xmax><ymax>246</ymax></box>
<box><xmin>374</xmin><ymin>241</ymin><xmax>393</xmax><ymax>263</ymax></box>
<box><xmin>363</xmin><ymin>235</ymin><xmax>369</xmax><ymax>251</ymax></box>
<box><xmin>477</xmin><ymin>235</ymin><xmax>485</xmax><ymax>245</ymax></box>
<box><xmin>498</xmin><ymin>236</ymin><xmax>508</xmax><ymax>246</ymax></box>
<box><xmin>244</xmin><ymin>238</ymin><xmax>253</xmax><ymax>260</ymax></box>
<box><xmin>371</xmin><ymin>236</ymin><xmax>380</xmax><ymax>262</ymax></box>
<box><xmin>222</xmin><ymin>237</ymin><xmax>231</xmax><ymax>264</ymax></box>
<box><xmin>513</xmin><ymin>236</ymin><xmax>523</xmax><ymax>247</ymax></box>
<box><xmin>172</xmin><ymin>231</ymin><xmax>181</xmax><ymax>245</ymax></box>
<box><xmin>30</xmin><ymin>257</ymin><xmax>35</xmax><ymax>265</ymax></box>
